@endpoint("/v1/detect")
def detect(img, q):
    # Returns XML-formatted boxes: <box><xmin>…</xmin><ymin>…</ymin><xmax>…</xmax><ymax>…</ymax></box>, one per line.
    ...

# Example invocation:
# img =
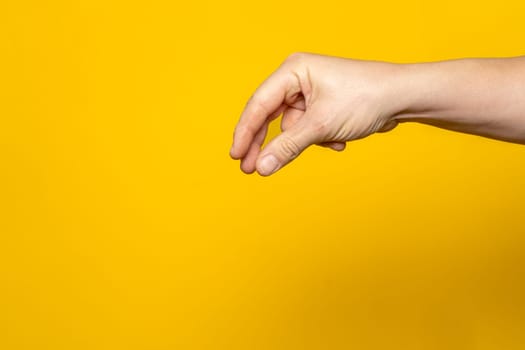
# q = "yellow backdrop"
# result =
<box><xmin>1</xmin><ymin>1</ymin><xmax>524</xmax><ymax>349</ymax></box>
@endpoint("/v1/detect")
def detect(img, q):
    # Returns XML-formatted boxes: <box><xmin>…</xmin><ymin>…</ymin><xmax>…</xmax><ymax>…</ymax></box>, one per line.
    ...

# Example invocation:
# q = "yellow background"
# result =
<box><xmin>1</xmin><ymin>1</ymin><xmax>525</xmax><ymax>349</ymax></box>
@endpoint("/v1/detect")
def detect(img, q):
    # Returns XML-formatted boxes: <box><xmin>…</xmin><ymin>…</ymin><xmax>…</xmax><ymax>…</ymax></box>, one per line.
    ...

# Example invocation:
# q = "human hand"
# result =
<box><xmin>229</xmin><ymin>52</ymin><xmax>403</xmax><ymax>176</ymax></box>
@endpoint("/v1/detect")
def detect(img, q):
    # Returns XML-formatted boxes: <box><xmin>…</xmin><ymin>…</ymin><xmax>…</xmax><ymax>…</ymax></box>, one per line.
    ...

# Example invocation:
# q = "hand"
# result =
<box><xmin>229</xmin><ymin>52</ymin><xmax>402</xmax><ymax>176</ymax></box>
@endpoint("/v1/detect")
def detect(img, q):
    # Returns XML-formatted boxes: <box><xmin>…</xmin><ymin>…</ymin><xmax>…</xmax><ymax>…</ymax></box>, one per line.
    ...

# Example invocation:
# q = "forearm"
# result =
<box><xmin>390</xmin><ymin>56</ymin><xmax>525</xmax><ymax>144</ymax></box>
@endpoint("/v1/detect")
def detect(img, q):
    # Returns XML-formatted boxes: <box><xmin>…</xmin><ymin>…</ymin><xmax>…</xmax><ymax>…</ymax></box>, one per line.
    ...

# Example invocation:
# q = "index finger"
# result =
<box><xmin>230</xmin><ymin>63</ymin><xmax>296</xmax><ymax>160</ymax></box>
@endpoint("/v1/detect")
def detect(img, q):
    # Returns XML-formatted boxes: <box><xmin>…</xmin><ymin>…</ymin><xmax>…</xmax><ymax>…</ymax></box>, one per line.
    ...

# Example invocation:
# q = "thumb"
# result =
<box><xmin>256</xmin><ymin>117</ymin><xmax>317</xmax><ymax>176</ymax></box>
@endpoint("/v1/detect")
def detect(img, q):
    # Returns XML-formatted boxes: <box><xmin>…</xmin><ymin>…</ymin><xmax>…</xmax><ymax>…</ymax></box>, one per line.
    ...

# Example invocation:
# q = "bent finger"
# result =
<box><xmin>231</xmin><ymin>64</ymin><xmax>301</xmax><ymax>159</ymax></box>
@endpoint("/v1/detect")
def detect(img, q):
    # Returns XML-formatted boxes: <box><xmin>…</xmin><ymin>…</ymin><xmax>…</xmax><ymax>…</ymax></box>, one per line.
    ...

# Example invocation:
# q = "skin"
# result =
<box><xmin>230</xmin><ymin>52</ymin><xmax>525</xmax><ymax>176</ymax></box>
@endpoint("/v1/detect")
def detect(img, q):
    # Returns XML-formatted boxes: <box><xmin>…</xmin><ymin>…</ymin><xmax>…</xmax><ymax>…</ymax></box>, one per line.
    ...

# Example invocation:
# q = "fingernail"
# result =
<box><xmin>259</xmin><ymin>154</ymin><xmax>280</xmax><ymax>176</ymax></box>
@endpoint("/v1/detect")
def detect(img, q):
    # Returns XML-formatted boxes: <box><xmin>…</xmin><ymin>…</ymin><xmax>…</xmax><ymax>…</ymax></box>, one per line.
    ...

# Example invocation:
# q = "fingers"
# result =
<box><xmin>240</xmin><ymin>120</ymin><xmax>270</xmax><ymax>174</ymax></box>
<box><xmin>230</xmin><ymin>65</ymin><xmax>298</xmax><ymax>160</ymax></box>
<box><xmin>280</xmin><ymin>105</ymin><xmax>303</xmax><ymax>132</ymax></box>
<box><xmin>255</xmin><ymin>114</ymin><xmax>319</xmax><ymax>176</ymax></box>
<box><xmin>238</xmin><ymin>105</ymin><xmax>287</xmax><ymax>174</ymax></box>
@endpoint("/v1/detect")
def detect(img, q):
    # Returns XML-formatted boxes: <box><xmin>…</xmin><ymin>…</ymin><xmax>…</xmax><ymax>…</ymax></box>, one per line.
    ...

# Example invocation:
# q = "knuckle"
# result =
<box><xmin>249</xmin><ymin>95</ymin><xmax>270</xmax><ymax>117</ymax></box>
<box><xmin>287</xmin><ymin>52</ymin><xmax>302</xmax><ymax>61</ymax></box>
<box><xmin>279</xmin><ymin>136</ymin><xmax>301</xmax><ymax>159</ymax></box>
<box><xmin>285</xmin><ymin>52</ymin><xmax>308</xmax><ymax>66</ymax></box>
<box><xmin>236</xmin><ymin>123</ymin><xmax>253</xmax><ymax>138</ymax></box>
<box><xmin>255</xmin><ymin>98</ymin><xmax>270</xmax><ymax>115</ymax></box>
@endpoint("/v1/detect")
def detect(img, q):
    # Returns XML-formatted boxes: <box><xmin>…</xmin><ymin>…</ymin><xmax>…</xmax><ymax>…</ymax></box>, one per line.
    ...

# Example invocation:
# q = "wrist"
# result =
<box><xmin>385</xmin><ymin>62</ymin><xmax>440</xmax><ymax>123</ymax></box>
<box><xmin>387</xmin><ymin>58</ymin><xmax>486</xmax><ymax>124</ymax></box>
